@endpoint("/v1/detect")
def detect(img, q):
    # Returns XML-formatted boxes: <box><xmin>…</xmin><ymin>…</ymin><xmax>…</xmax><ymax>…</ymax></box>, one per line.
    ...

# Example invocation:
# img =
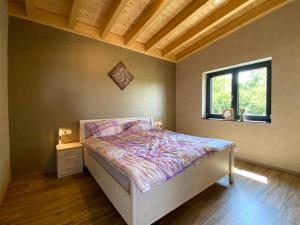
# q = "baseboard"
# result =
<box><xmin>12</xmin><ymin>171</ymin><xmax>57</xmax><ymax>180</ymax></box>
<box><xmin>0</xmin><ymin>173</ymin><xmax>11</xmax><ymax>206</ymax></box>
<box><xmin>236</xmin><ymin>157</ymin><xmax>300</xmax><ymax>177</ymax></box>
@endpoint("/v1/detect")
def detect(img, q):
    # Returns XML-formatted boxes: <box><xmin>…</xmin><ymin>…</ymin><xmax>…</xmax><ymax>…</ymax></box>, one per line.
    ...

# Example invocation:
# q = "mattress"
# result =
<box><xmin>86</xmin><ymin>147</ymin><xmax>130</xmax><ymax>193</ymax></box>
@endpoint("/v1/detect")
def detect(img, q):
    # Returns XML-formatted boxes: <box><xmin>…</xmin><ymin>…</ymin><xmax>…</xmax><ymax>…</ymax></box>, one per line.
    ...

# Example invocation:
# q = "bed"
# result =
<box><xmin>80</xmin><ymin>117</ymin><xmax>235</xmax><ymax>225</ymax></box>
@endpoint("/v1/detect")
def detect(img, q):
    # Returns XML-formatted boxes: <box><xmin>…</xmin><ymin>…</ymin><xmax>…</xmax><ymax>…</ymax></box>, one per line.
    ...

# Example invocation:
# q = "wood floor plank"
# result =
<box><xmin>0</xmin><ymin>161</ymin><xmax>299</xmax><ymax>225</ymax></box>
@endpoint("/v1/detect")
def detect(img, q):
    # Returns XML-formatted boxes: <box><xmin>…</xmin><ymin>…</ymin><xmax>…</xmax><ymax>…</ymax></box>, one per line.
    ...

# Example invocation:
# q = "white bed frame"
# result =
<box><xmin>80</xmin><ymin>117</ymin><xmax>234</xmax><ymax>225</ymax></box>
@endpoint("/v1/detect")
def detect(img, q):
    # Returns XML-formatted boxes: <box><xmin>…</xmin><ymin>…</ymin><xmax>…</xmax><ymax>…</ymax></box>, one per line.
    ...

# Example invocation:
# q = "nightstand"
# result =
<box><xmin>56</xmin><ymin>142</ymin><xmax>83</xmax><ymax>178</ymax></box>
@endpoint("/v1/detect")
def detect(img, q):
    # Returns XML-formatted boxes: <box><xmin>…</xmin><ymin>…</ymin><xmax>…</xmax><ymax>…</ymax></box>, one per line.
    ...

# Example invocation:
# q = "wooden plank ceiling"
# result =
<box><xmin>8</xmin><ymin>0</ymin><xmax>293</xmax><ymax>62</ymax></box>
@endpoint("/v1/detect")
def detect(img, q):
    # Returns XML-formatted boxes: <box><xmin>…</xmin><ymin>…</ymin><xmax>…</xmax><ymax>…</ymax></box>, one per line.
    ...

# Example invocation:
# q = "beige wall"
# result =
<box><xmin>8</xmin><ymin>18</ymin><xmax>176</xmax><ymax>176</ymax></box>
<box><xmin>0</xmin><ymin>1</ymin><xmax>10</xmax><ymax>203</ymax></box>
<box><xmin>177</xmin><ymin>1</ymin><xmax>300</xmax><ymax>173</ymax></box>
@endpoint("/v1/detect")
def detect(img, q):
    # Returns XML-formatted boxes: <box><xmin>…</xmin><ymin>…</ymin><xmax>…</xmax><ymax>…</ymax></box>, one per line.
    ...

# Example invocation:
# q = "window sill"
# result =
<box><xmin>202</xmin><ymin>118</ymin><xmax>271</xmax><ymax>124</ymax></box>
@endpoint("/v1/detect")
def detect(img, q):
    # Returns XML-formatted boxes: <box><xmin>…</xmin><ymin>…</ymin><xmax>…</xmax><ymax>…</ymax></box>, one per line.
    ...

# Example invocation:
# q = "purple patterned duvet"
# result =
<box><xmin>84</xmin><ymin>129</ymin><xmax>236</xmax><ymax>192</ymax></box>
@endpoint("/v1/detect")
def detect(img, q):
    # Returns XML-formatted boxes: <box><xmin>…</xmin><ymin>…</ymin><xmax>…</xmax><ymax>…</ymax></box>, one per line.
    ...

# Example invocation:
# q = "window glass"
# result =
<box><xmin>238</xmin><ymin>68</ymin><xmax>267</xmax><ymax>116</ymax></box>
<box><xmin>211</xmin><ymin>74</ymin><xmax>232</xmax><ymax>114</ymax></box>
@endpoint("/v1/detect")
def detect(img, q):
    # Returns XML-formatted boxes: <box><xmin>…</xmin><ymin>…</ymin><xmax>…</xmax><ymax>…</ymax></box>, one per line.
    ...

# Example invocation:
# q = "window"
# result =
<box><xmin>206</xmin><ymin>60</ymin><xmax>271</xmax><ymax>122</ymax></box>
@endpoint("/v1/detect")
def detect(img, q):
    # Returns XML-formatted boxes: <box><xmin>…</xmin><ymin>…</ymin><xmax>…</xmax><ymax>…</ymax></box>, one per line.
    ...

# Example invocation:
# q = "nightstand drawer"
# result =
<box><xmin>57</xmin><ymin>148</ymin><xmax>81</xmax><ymax>158</ymax></box>
<box><xmin>57</xmin><ymin>156</ymin><xmax>82</xmax><ymax>167</ymax></box>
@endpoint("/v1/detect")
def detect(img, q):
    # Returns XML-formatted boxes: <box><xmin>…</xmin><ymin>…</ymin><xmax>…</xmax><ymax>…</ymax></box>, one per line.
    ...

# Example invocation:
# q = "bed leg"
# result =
<box><xmin>229</xmin><ymin>149</ymin><xmax>235</xmax><ymax>185</ymax></box>
<box><xmin>229</xmin><ymin>171</ymin><xmax>234</xmax><ymax>185</ymax></box>
<box><xmin>130</xmin><ymin>183</ymin><xmax>143</xmax><ymax>225</ymax></box>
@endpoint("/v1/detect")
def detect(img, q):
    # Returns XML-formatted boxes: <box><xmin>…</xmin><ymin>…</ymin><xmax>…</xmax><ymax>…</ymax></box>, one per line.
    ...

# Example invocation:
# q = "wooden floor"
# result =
<box><xmin>0</xmin><ymin>161</ymin><xmax>299</xmax><ymax>225</ymax></box>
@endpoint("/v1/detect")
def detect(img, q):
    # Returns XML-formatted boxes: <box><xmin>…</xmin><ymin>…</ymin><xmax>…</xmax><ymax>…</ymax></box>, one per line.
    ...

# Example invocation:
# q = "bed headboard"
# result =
<box><xmin>79</xmin><ymin>117</ymin><xmax>154</xmax><ymax>143</ymax></box>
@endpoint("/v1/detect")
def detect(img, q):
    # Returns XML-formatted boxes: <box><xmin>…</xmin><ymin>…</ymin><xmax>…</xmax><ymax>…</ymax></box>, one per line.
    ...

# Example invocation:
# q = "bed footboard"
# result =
<box><xmin>130</xmin><ymin>149</ymin><xmax>234</xmax><ymax>225</ymax></box>
<box><xmin>85</xmin><ymin>147</ymin><xmax>233</xmax><ymax>225</ymax></box>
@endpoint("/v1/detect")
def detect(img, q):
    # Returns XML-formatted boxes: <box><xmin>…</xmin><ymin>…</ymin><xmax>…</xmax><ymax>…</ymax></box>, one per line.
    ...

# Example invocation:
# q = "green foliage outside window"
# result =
<box><xmin>211</xmin><ymin>74</ymin><xmax>232</xmax><ymax>114</ymax></box>
<box><xmin>238</xmin><ymin>68</ymin><xmax>267</xmax><ymax>116</ymax></box>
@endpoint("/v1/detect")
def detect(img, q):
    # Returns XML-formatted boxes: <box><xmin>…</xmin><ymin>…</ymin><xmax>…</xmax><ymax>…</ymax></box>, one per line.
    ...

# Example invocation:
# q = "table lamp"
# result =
<box><xmin>58</xmin><ymin>128</ymin><xmax>72</xmax><ymax>145</ymax></box>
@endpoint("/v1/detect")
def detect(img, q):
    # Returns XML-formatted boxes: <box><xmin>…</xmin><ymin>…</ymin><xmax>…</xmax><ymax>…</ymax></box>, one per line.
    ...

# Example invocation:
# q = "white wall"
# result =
<box><xmin>0</xmin><ymin>0</ymin><xmax>10</xmax><ymax>203</ymax></box>
<box><xmin>176</xmin><ymin>1</ymin><xmax>300</xmax><ymax>173</ymax></box>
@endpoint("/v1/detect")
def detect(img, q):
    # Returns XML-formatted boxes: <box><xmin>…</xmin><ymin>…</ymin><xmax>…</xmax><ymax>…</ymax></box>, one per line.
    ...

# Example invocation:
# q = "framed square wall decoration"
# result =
<box><xmin>107</xmin><ymin>61</ymin><xmax>134</xmax><ymax>90</ymax></box>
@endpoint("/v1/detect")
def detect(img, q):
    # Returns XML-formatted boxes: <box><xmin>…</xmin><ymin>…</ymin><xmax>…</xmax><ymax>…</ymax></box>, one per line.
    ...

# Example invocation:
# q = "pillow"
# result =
<box><xmin>125</xmin><ymin>120</ymin><xmax>154</xmax><ymax>132</ymax></box>
<box><xmin>86</xmin><ymin>120</ymin><xmax>122</xmax><ymax>138</ymax></box>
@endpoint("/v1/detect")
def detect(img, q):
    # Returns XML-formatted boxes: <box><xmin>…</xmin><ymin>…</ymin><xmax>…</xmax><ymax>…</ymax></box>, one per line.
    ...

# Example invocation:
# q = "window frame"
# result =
<box><xmin>206</xmin><ymin>60</ymin><xmax>272</xmax><ymax>123</ymax></box>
